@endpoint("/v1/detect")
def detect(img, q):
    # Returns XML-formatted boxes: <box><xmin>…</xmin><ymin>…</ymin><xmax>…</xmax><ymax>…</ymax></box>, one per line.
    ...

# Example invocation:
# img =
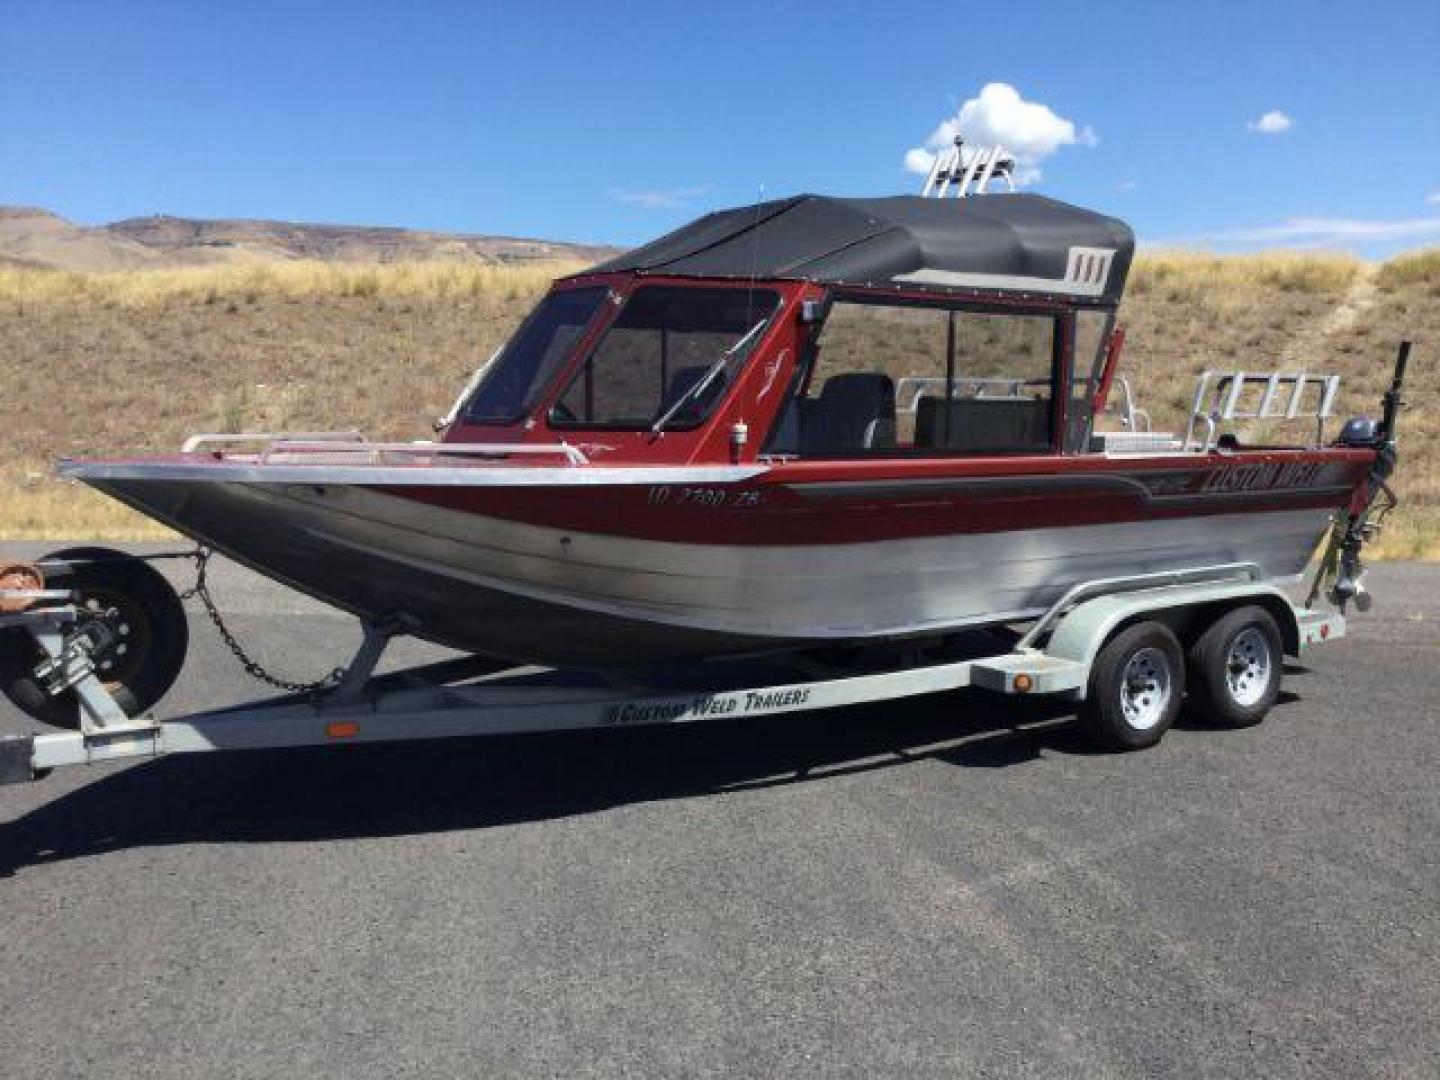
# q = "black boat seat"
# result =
<box><xmin>915</xmin><ymin>395</ymin><xmax>1050</xmax><ymax>453</ymax></box>
<box><xmin>799</xmin><ymin>373</ymin><xmax>896</xmax><ymax>454</ymax></box>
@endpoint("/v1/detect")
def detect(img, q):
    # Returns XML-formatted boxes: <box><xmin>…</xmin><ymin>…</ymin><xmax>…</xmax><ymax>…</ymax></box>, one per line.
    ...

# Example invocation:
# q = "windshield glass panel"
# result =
<box><xmin>461</xmin><ymin>286</ymin><xmax>607</xmax><ymax>425</ymax></box>
<box><xmin>550</xmin><ymin>286</ymin><xmax>779</xmax><ymax>429</ymax></box>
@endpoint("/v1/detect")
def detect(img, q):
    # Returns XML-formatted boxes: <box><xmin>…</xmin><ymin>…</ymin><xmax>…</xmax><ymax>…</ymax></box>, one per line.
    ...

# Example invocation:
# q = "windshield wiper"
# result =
<box><xmin>650</xmin><ymin>315</ymin><xmax>771</xmax><ymax>434</ymax></box>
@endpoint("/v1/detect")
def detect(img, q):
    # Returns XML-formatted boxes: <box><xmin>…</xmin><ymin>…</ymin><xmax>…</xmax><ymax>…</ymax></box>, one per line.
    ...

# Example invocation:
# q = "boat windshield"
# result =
<box><xmin>550</xmin><ymin>285</ymin><xmax>780</xmax><ymax>430</ymax></box>
<box><xmin>461</xmin><ymin>286</ymin><xmax>607</xmax><ymax>425</ymax></box>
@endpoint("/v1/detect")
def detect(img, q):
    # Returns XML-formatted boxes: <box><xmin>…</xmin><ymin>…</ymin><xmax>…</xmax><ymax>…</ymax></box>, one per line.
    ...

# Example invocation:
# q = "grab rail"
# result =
<box><xmin>181</xmin><ymin>432</ymin><xmax>588</xmax><ymax>466</ymax></box>
<box><xmin>258</xmin><ymin>440</ymin><xmax>590</xmax><ymax>466</ymax></box>
<box><xmin>894</xmin><ymin>375</ymin><xmax>1047</xmax><ymax>414</ymax></box>
<box><xmin>1109</xmin><ymin>377</ymin><xmax>1151</xmax><ymax>433</ymax></box>
<box><xmin>182</xmin><ymin>431</ymin><xmax>366</xmax><ymax>453</ymax></box>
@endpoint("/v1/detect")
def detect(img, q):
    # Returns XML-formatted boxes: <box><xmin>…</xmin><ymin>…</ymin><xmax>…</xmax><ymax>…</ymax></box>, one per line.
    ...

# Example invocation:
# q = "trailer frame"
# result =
<box><xmin>0</xmin><ymin>561</ymin><xmax>1345</xmax><ymax>785</ymax></box>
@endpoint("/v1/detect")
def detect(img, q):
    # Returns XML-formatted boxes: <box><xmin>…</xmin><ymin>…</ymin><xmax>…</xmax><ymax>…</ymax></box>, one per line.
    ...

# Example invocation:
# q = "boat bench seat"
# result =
<box><xmin>915</xmin><ymin>395</ymin><xmax>1050</xmax><ymax>454</ymax></box>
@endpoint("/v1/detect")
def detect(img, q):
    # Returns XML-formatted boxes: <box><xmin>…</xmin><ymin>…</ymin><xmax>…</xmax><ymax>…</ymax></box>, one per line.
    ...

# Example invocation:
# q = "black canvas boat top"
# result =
<box><xmin>587</xmin><ymin>193</ymin><xmax>1135</xmax><ymax>305</ymax></box>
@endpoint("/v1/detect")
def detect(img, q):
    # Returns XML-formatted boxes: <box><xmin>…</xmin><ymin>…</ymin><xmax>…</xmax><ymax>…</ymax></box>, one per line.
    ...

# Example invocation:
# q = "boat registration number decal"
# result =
<box><xmin>1202</xmin><ymin>461</ymin><xmax>1326</xmax><ymax>493</ymax></box>
<box><xmin>647</xmin><ymin>486</ymin><xmax>760</xmax><ymax>509</ymax></box>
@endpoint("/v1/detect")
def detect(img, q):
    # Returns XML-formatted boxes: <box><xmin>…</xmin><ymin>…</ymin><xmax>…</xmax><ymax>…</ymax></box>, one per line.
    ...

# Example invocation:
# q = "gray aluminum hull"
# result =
<box><xmin>78</xmin><ymin>475</ymin><xmax>1330</xmax><ymax>668</ymax></box>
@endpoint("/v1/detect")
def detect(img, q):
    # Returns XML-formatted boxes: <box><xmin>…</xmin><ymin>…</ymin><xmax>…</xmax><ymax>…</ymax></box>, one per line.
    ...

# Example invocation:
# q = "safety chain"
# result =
<box><xmin>181</xmin><ymin>547</ymin><xmax>344</xmax><ymax>694</ymax></box>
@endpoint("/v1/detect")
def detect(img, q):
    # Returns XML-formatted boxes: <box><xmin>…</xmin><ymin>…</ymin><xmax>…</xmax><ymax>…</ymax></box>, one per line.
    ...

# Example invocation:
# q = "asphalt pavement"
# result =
<box><xmin>1</xmin><ymin>545</ymin><xmax>1437</xmax><ymax>1078</ymax></box>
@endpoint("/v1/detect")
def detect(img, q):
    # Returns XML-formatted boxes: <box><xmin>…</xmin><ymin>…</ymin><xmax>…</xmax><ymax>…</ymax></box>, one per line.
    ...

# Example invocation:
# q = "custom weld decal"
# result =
<box><xmin>601</xmin><ymin>687</ymin><xmax>813</xmax><ymax>726</ymax></box>
<box><xmin>1201</xmin><ymin>460</ymin><xmax>1327</xmax><ymax>493</ymax></box>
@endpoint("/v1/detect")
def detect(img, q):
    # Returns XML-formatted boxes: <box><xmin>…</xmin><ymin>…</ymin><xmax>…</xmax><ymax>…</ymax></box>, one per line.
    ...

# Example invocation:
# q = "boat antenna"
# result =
<box><xmin>744</xmin><ymin>181</ymin><xmax>765</xmax><ymax>327</ymax></box>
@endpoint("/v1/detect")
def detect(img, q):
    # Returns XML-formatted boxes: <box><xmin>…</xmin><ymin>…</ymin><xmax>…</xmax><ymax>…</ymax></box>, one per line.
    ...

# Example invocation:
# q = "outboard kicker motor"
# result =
<box><xmin>1335</xmin><ymin>416</ymin><xmax>1379</xmax><ymax>448</ymax></box>
<box><xmin>1307</xmin><ymin>342</ymin><xmax>1410</xmax><ymax>613</ymax></box>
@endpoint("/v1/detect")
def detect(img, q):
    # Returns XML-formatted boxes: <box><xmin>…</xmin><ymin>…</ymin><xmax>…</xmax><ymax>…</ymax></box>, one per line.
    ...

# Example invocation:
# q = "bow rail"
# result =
<box><xmin>180</xmin><ymin>431</ymin><xmax>589</xmax><ymax>466</ymax></box>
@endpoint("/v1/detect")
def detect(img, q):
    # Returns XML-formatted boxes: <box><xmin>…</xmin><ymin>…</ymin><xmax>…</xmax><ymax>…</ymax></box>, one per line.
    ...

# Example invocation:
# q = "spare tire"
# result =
<box><xmin>0</xmin><ymin>547</ymin><xmax>189</xmax><ymax>728</ymax></box>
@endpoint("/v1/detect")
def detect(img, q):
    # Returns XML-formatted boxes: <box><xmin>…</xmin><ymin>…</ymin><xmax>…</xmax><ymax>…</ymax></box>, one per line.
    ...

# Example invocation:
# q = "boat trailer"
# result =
<box><xmin>0</xmin><ymin>558</ymin><xmax>1348</xmax><ymax>785</ymax></box>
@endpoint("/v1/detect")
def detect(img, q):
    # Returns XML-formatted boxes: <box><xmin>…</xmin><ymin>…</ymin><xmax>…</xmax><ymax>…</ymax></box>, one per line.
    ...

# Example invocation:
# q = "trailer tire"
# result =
<box><xmin>1080</xmin><ymin>621</ymin><xmax>1184</xmax><ymax>751</ymax></box>
<box><xmin>0</xmin><ymin>547</ymin><xmax>188</xmax><ymax>728</ymax></box>
<box><xmin>1185</xmin><ymin>605</ymin><xmax>1282</xmax><ymax>728</ymax></box>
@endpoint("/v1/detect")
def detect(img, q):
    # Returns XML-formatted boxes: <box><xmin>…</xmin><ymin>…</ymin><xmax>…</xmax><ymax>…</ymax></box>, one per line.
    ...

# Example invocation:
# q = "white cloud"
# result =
<box><xmin>1147</xmin><ymin>215</ymin><xmax>1440</xmax><ymax>250</ymax></box>
<box><xmin>1117</xmin><ymin>179</ymin><xmax>1140</xmax><ymax>192</ymax></box>
<box><xmin>1246</xmin><ymin>110</ymin><xmax>1293</xmax><ymax>134</ymax></box>
<box><xmin>904</xmin><ymin>83</ymin><xmax>1095</xmax><ymax>185</ymax></box>
<box><xmin>903</xmin><ymin>148</ymin><xmax>937</xmax><ymax>175</ymax></box>
<box><xmin>608</xmin><ymin>186</ymin><xmax>710</xmax><ymax>210</ymax></box>
<box><xmin>1428</xmin><ymin>191</ymin><xmax>1440</xmax><ymax>205</ymax></box>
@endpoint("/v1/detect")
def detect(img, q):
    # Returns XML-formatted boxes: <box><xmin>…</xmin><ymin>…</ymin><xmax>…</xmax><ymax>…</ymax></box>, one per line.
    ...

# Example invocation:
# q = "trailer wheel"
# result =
<box><xmin>1185</xmin><ymin>606</ymin><xmax>1282</xmax><ymax>728</ymax></box>
<box><xmin>0</xmin><ymin>547</ymin><xmax>188</xmax><ymax>728</ymax></box>
<box><xmin>1080</xmin><ymin>621</ymin><xmax>1184</xmax><ymax>751</ymax></box>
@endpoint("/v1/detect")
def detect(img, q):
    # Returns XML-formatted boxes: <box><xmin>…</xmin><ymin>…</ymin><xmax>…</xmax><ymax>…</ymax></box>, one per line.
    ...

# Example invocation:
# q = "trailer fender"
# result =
<box><xmin>1042</xmin><ymin>581</ymin><xmax>1303</xmax><ymax>698</ymax></box>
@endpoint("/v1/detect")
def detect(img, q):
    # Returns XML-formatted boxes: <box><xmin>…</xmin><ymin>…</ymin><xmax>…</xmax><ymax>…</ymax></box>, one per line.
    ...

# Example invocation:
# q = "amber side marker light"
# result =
<box><xmin>1012</xmin><ymin>673</ymin><xmax>1034</xmax><ymax>694</ymax></box>
<box><xmin>326</xmin><ymin>721</ymin><xmax>360</xmax><ymax>739</ymax></box>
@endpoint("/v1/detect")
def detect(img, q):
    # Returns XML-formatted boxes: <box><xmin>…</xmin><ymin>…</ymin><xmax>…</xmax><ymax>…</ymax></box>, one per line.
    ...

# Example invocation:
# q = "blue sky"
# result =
<box><xmin>3</xmin><ymin>0</ymin><xmax>1439</xmax><ymax>256</ymax></box>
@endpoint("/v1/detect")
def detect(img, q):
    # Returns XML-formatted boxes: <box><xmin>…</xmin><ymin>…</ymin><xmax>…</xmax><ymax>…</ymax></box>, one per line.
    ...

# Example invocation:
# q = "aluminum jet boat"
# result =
<box><xmin>63</xmin><ymin>158</ymin><xmax>1392</xmax><ymax>668</ymax></box>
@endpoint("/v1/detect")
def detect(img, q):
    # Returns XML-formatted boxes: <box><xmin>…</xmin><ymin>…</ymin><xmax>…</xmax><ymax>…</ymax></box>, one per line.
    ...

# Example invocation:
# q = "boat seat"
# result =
<box><xmin>799</xmin><ymin>373</ymin><xmax>896</xmax><ymax>454</ymax></box>
<box><xmin>915</xmin><ymin>395</ymin><xmax>1050</xmax><ymax>454</ymax></box>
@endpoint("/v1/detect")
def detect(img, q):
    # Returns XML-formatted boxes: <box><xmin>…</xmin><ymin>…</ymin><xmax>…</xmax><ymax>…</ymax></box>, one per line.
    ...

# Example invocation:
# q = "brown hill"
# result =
<box><xmin>0</xmin><ymin>206</ymin><xmax>616</xmax><ymax>272</ymax></box>
<box><xmin>0</xmin><ymin>206</ymin><xmax>161</xmax><ymax>272</ymax></box>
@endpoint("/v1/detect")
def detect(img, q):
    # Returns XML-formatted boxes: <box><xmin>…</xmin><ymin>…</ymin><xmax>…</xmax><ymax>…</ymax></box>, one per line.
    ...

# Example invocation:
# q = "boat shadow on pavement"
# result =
<box><xmin>0</xmin><ymin>681</ymin><xmax>1306</xmax><ymax>876</ymax></box>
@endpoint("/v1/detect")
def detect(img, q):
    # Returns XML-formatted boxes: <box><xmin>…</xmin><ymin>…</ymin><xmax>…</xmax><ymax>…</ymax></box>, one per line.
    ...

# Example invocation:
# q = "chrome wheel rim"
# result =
<box><xmin>1119</xmin><ymin>647</ymin><xmax>1171</xmax><ymax>731</ymax></box>
<box><xmin>78</xmin><ymin>589</ymin><xmax>151</xmax><ymax>689</ymax></box>
<box><xmin>1225</xmin><ymin>627</ymin><xmax>1271</xmax><ymax>707</ymax></box>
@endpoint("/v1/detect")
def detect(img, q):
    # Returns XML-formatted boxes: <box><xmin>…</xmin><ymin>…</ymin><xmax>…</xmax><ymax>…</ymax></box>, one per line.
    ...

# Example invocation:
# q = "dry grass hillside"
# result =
<box><xmin>0</xmin><ymin>205</ymin><xmax>615</xmax><ymax>273</ymax></box>
<box><xmin>0</xmin><ymin>260</ymin><xmax>578</xmax><ymax>537</ymax></box>
<box><xmin>0</xmin><ymin>251</ymin><xmax>1435</xmax><ymax>555</ymax></box>
<box><xmin>1118</xmin><ymin>251</ymin><xmax>1439</xmax><ymax>556</ymax></box>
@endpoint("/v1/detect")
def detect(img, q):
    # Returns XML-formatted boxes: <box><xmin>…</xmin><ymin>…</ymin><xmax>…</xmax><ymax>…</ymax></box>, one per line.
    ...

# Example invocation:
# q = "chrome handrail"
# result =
<box><xmin>258</xmin><ymin>440</ymin><xmax>590</xmax><ymax>466</ymax></box>
<box><xmin>894</xmin><ymin>375</ymin><xmax>1042</xmax><ymax>414</ymax></box>
<box><xmin>182</xmin><ymin>431</ymin><xmax>366</xmax><ymax>453</ymax></box>
<box><xmin>182</xmin><ymin>431</ymin><xmax>589</xmax><ymax>466</ymax></box>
